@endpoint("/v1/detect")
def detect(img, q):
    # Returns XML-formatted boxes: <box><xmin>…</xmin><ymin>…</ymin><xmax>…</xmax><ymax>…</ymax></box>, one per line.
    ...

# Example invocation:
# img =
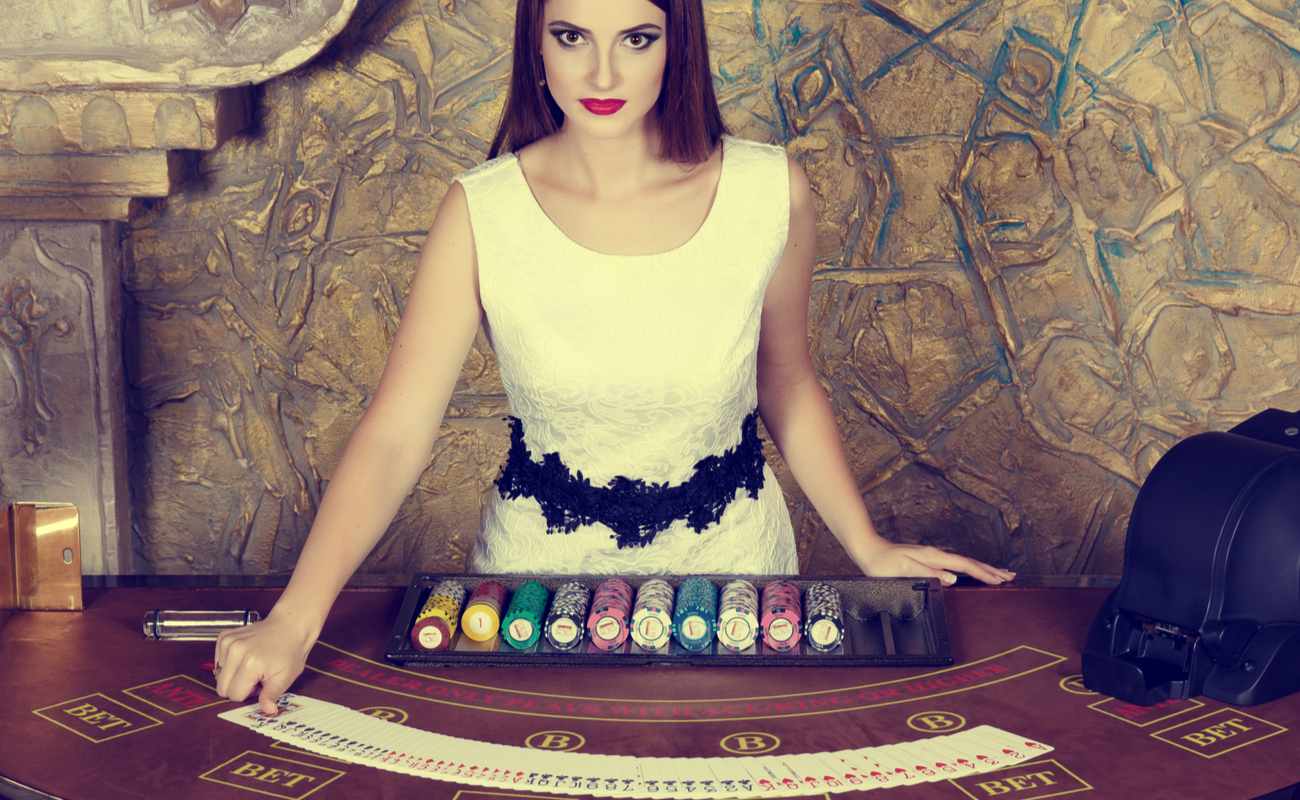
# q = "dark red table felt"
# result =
<box><xmin>2</xmin><ymin>582</ymin><xmax>1298</xmax><ymax>799</ymax></box>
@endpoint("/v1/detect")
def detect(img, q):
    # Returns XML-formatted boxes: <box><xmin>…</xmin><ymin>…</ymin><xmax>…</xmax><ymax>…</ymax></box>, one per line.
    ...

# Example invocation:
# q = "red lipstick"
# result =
<box><xmin>580</xmin><ymin>98</ymin><xmax>626</xmax><ymax>115</ymax></box>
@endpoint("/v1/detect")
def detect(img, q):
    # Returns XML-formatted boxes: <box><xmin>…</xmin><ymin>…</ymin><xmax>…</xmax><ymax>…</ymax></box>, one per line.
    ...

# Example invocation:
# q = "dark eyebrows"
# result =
<box><xmin>547</xmin><ymin>20</ymin><xmax>662</xmax><ymax>36</ymax></box>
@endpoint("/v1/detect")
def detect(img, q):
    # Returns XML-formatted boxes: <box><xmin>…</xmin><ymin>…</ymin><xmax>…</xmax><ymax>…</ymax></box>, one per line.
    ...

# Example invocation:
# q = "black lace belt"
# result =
<box><xmin>494</xmin><ymin>409</ymin><xmax>768</xmax><ymax>550</ymax></box>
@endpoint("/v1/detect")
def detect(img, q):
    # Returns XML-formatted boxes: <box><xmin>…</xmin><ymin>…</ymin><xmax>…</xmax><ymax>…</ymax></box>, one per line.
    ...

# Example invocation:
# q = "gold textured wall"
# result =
<box><xmin>119</xmin><ymin>0</ymin><xmax>1300</xmax><ymax>576</ymax></box>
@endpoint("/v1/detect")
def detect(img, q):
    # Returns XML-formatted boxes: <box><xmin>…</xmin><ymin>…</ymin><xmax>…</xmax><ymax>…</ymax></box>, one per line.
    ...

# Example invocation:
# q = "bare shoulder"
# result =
<box><xmin>418</xmin><ymin>176</ymin><xmax>476</xmax><ymax>294</ymax></box>
<box><xmin>441</xmin><ymin>176</ymin><xmax>469</xmax><ymax>212</ymax></box>
<box><xmin>784</xmin><ymin>150</ymin><xmax>814</xmax><ymax>218</ymax></box>
<box><xmin>435</xmin><ymin>179</ymin><xmax>473</xmax><ymax>253</ymax></box>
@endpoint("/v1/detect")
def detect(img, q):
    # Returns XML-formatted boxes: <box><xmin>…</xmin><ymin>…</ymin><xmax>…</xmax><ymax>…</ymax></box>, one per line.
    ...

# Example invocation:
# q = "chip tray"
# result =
<box><xmin>385</xmin><ymin>573</ymin><xmax>952</xmax><ymax>667</ymax></box>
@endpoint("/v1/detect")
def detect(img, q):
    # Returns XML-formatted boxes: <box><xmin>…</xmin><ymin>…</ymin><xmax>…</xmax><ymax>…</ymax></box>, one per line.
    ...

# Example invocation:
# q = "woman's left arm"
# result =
<box><xmin>755</xmin><ymin>155</ymin><xmax>1014</xmax><ymax>586</ymax></box>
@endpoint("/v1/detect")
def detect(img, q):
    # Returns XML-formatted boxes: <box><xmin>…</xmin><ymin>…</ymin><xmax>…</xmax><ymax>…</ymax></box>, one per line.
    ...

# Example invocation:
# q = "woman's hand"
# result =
<box><xmin>214</xmin><ymin>608</ymin><xmax>318</xmax><ymax>716</ymax></box>
<box><xmin>855</xmin><ymin>542</ymin><xmax>1015</xmax><ymax>586</ymax></box>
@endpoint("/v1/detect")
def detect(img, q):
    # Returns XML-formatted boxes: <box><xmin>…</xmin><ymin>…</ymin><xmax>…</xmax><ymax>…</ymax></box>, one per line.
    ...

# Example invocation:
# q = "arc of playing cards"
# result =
<box><xmin>219</xmin><ymin>693</ymin><xmax>1053</xmax><ymax>798</ymax></box>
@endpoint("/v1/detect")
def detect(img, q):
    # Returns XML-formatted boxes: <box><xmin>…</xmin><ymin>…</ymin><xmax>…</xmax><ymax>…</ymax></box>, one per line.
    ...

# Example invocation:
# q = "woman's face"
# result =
<box><xmin>539</xmin><ymin>0</ymin><xmax>668</xmax><ymax>134</ymax></box>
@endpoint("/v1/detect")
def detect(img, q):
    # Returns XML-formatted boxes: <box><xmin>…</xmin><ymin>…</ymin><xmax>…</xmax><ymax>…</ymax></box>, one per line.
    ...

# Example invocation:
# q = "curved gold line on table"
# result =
<box><xmin>302</xmin><ymin>640</ymin><xmax>1068</xmax><ymax>723</ymax></box>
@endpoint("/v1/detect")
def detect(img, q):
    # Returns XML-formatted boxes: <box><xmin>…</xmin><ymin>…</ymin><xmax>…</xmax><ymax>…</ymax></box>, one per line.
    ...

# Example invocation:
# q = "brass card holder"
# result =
<box><xmin>0</xmin><ymin>501</ymin><xmax>83</xmax><ymax>611</ymax></box>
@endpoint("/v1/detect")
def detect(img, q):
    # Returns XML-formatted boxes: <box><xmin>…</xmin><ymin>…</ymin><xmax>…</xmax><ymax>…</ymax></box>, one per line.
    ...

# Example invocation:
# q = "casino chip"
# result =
<box><xmin>500</xmin><ymin>579</ymin><xmax>548</xmax><ymax>650</ymax></box>
<box><xmin>587</xmin><ymin>577</ymin><xmax>633</xmax><ymax>651</ymax></box>
<box><xmin>717</xmin><ymin>579</ymin><xmax>760</xmax><ymax>651</ymax></box>
<box><xmin>410</xmin><ymin>580</ymin><xmax>468</xmax><ymax>651</ymax></box>
<box><xmin>544</xmin><ymin>580</ymin><xmax>591</xmax><ymax>651</ymax></box>
<box><xmin>673</xmin><ymin>577</ymin><xmax>718</xmax><ymax>653</ymax></box>
<box><xmin>461</xmin><ymin>580</ymin><xmax>508</xmax><ymax>642</ymax></box>
<box><xmin>760</xmin><ymin>579</ymin><xmax>803</xmax><ymax>652</ymax></box>
<box><xmin>803</xmin><ymin>581</ymin><xmax>846</xmax><ymax>652</ymax></box>
<box><xmin>630</xmin><ymin>578</ymin><xmax>674</xmax><ymax>650</ymax></box>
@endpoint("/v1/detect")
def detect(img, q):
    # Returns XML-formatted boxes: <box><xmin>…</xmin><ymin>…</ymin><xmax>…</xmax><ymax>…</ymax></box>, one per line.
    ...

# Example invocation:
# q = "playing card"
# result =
<box><xmin>896</xmin><ymin>740</ymin><xmax>951</xmax><ymax>785</ymax></box>
<box><xmin>630</xmin><ymin>755</ymin><xmax>665</xmax><ymax>798</ymax></box>
<box><xmin>404</xmin><ymin>726</ymin><xmax>457</xmax><ymax>779</ymax></box>
<box><xmin>966</xmin><ymin>724</ymin><xmax>1054</xmax><ymax>763</ymax></box>
<box><xmin>586</xmin><ymin>753</ymin><xmax>645</xmax><ymax>798</ymax></box>
<box><xmin>531</xmin><ymin>747</ymin><xmax>605</xmax><ymax>796</ymax></box>
<box><xmin>864</xmin><ymin>742</ymin><xmax>923</xmax><ymax>786</ymax></box>
<box><xmin>932</xmin><ymin>727</ymin><xmax>1009</xmax><ymax>773</ymax></box>
<box><xmin>667</xmin><ymin>754</ymin><xmax>724</xmax><ymax>799</ymax></box>
<box><xmin>827</xmin><ymin>746</ymin><xmax>896</xmax><ymax>789</ymax></box>
<box><xmin>307</xmin><ymin>722</ymin><xmax>363</xmax><ymax>763</ymax></box>
<box><xmin>640</xmin><ymin>755</ymin><xmax>684</xmax><ymax>799</ymax></box>
<box><xmin>555</xmin><ymin>752</ymin><xmax>642</xmax><ymax>798</ymax></box>
<box><xmin>701</xmin><ymin>755</ymin><xmax>759</xmax><ymax>798</ymax></box>
<box><xmin>261</xmin><ymin>701</ymin><xmax>347</xmax><ymax>750</ymax></box>
<box><xmin>474</xmin><ymin>746</ymin><xmax>532</xmax><ymax>792</ymax></box>
<box><xmin>743</xmin><ymin>753</ymin><xmax>823</xmax><ymax>795</ymax></box>
<box><xmin>419</xmin><ymin>732</ymin><xmax>485</xmax><ymax>784</ymax></box>
<box><xmin>221</xmin><ymin>692</ymin><xmax>308</xmax><ymax>730</ymax></box>
<box><xmin>779</xmin><ymin>752</ymin><xmax>839</xmax><ymax>794</ymax></box>
<box><xmin>902</xmin><ymin>735</ymin><xmax>977</xmax><ymax>779</ymax></box>
<box><xmin>519</xmin><ymin>752</ymin><xmax>564</xmax><ymax>794</ymax></box>
<box><xmin>350</xmin><ymin>718</ymin><xmax>413</xmax><ymax>774</ymax></box>
<box><xmin>388</xmin><ymin>722</ymin><xmax>458</xmax><ymax>779</ymax></box>
<box><xmin>802</xmin><ymin>750</ymin><xmax>869</xmax><ymax>791</ymax></box>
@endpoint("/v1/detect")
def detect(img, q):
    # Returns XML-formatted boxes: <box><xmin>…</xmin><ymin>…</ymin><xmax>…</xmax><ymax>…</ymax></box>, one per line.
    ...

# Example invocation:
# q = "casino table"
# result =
<box><xmin>3</xmin><ymin>575</ymin><xmax>1299</xmax><ymax>800</ymax></box>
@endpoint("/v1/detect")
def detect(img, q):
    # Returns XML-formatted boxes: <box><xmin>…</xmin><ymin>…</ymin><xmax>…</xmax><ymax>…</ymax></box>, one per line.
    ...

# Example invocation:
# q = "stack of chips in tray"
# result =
<box><xmin>409</xmin><ymin>580</ymin><xmax>467</xmax><ymax>651</ymax></box>
<box><xmin>630</xmin><ymin>578</ymin><xmax>674</xmax><ymax>651</ymax></box>
<box><xmin>588</xmin><ymin>578</ymin><xmax>634</xmax><ymax>651</ymax></box>
<box><xmin>461</xmin><ymin>581</ymin><xmax>508</xmax><ymax>642</ymax></box>
<box><xmin>672</xmin><ymin>577</ymin><xmax>719</xmax><ymax>652</ymax></box>
<box><xmin>717</xmin><ymin>579</ymin><xmax>760</xmax><ymax>651</ymax></box>
<box><xmin>545</xmin><ymin>581</ymin><xmax>592</xmax><ymax>651</ymax></box>
<box><xmin>760</xmin><ymin>580</ymin><xmax>802</xmax><ymax>652</ymax></box>
<box><xmin>804</xmin><ymin>582</ymin><xmax>845</xmax><ymax>652</ymax></box>
<box><xmin>501</xmin><ymin>580</ymin><xmax>548</xmax><ymax>650</ymax></box>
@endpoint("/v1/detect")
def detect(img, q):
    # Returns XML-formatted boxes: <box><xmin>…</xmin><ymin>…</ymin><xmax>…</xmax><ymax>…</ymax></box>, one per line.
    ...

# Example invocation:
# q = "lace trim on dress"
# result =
<box><xmin>495</xmin><ymin>409</ymin><xmax>768</xmax><ymax>549</ymax></box>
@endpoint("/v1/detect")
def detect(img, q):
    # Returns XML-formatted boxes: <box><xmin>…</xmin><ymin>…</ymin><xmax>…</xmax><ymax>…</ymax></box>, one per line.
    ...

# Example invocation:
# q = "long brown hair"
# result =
<box><xmin>486</xmin><ymin>0</ymin><xmax>730</xmax><ymax>166</ymax></box>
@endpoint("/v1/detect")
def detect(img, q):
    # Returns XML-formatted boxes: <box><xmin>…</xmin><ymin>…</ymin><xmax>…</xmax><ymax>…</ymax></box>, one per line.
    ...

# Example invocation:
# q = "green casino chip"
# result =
<box><xmin>500</xmin><ymin>579</ymin><xmax>548</xmax><ymax>650</ymax></box>
<box><xmin>673</xmin><ymin>577</ymin><xmax>718</xmax><ymax>652</ymax></box>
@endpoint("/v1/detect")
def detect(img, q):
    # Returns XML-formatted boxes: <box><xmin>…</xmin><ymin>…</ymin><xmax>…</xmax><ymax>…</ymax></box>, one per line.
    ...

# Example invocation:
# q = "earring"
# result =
<box><xmin>538</xmin><ymin>78</ymin><xmax>546</xmax><ymax>86</ymax></box>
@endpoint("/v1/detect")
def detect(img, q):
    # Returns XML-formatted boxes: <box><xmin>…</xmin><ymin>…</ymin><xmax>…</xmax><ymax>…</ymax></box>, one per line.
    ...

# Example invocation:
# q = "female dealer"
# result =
<box><xmin>214</xmin><ymin>0</ymin><xmax>1015</xmax><ymax>715</ymax></box>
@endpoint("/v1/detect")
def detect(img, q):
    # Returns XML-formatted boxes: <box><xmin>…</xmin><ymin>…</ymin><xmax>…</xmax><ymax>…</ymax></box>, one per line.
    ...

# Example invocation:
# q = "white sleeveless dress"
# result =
<box><xmin>453</xmin><ymin>133</ymin><xmax>799</xmax><ymax>576</ymax></box>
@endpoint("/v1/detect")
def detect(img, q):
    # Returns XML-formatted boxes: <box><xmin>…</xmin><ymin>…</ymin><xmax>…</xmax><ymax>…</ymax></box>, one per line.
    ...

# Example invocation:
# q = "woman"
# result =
<box><xmin>214</xmin><ymin>0</ymin><xmax>1015</xmax><ymax>715</ymax></box>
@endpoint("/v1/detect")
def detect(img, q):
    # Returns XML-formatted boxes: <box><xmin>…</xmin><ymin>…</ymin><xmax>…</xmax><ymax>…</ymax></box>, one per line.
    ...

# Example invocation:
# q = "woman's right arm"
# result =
<box><xmin>214</xmin><ymin>179</ymin><xmax>483</xmax><ymax>713</ymax></box>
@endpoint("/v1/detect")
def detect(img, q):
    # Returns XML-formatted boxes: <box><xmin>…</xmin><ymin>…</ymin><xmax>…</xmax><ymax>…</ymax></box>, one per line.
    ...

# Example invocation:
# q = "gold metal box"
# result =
<box><xmin>0</xmin><ymin>501</ymin><xmax>83</xmax><ymax>611</ymax></box>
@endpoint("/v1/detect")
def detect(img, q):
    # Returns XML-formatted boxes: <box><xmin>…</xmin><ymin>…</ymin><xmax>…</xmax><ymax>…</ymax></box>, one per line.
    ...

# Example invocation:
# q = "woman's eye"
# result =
<box><xmin>552</xmin><ymin>31</ymin><xmax>658</xmax><ymax>50</ymax></box>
